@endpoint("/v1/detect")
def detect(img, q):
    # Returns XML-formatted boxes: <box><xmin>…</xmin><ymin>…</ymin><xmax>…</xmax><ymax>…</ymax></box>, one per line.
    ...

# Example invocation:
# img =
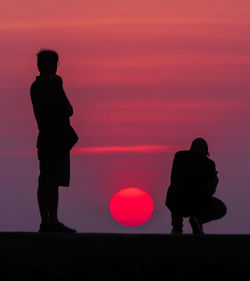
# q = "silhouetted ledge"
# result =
<box><xmin>0</xmin><ymin>233</ymin><xmax>250</xmax><ymax>281</ymax></box>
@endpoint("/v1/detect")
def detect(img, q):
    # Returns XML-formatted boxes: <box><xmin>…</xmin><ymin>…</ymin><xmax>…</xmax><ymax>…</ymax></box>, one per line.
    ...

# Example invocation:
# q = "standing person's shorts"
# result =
<box><xmin>38</xmin><ymin>149</ymin><xmax>70</xmax><ymax>188</ymax></box>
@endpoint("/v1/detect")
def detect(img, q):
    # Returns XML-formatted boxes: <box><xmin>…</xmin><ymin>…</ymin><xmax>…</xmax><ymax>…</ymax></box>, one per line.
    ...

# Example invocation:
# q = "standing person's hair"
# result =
<box><xmin>37</xmin><ymin>49</ymin><xmax>59</xmax><ymax>73</ymax></box>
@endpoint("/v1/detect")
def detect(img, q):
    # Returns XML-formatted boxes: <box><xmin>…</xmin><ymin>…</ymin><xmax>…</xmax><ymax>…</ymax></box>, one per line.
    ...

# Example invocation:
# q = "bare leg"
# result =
<box><xmin>37</xmin><ymin>174</ymin><xmax>50</xmax><ymax>225</ymax></box>
<box><xmin>37</xmin><ymin>188</ymin><xmax>49</xmax><ymax>225</ymax></box>
<box><xmin>48</xmin><ymin>185</ymin><xmax>59</xmax><ymax>223</ymax></box>
<box><xmin>37</xmin><ymin>181</ymin><xmax>59</xmax><ymax>225</ymax></box>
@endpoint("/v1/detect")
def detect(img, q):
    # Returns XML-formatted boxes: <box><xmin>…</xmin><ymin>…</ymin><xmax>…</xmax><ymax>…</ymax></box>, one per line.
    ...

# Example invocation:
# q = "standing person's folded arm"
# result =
<box><xmin>56</xmin><ymin>75</ymin><xmax>73</xmax><ymax>117</ymax></box>
<box><xmin>31</xmin><ymin>85</ymin><xmax>67</xmax><ymax>131</ymax></box>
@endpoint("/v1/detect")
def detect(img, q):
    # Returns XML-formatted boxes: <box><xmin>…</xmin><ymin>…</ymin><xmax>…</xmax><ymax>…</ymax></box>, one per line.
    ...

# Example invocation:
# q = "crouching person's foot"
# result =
<box><xmin>171</xmin><ymin>229</ymin><xmax>183</xmax><ymax>235</ymax></box>
<box><xmin>189</xmin><ymin>216</ymin><xmax>204</xmax><ymax>234</ymax></box>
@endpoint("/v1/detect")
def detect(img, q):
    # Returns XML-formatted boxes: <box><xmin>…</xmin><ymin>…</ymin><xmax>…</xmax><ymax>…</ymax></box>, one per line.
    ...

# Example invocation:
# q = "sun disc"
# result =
<box><xmin>110</xmin><ymin>187</ymin><xmax>154</xmax><ymax>227</ymax></box>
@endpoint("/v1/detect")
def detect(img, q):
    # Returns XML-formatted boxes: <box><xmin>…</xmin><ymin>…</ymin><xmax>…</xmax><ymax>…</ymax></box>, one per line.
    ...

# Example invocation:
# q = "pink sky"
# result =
<box><xmin>0</xmin><ymin>0</ymin><xmax>250</xmax><ymax>233</ymax></box>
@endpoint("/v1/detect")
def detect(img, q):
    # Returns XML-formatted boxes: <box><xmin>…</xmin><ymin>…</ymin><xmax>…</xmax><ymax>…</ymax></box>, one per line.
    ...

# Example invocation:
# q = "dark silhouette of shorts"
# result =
<box><xmin>38</xmin><ymin>150</ymin><xmax>70</xmax><ymax>188</ymax></box>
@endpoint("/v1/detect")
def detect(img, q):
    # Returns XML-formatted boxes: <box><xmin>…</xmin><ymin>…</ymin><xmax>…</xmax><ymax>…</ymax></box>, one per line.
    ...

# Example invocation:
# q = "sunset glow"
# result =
<box><xmin>0</xmin><ymin>0</ymin><xmax>250</xmax><ymax>233</ymax></box>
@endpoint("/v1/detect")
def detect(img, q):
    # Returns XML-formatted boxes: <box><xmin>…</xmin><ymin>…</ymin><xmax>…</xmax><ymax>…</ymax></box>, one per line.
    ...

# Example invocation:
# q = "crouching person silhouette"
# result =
<box><xmin>166</xmin><ymin>138</ymin><xmax>226</xmax><ymax>234</ymax></box>
<box><xmin>30</xmin><ymin>49</ymin><xmax>78</xmax><ymax>232</ymax></box>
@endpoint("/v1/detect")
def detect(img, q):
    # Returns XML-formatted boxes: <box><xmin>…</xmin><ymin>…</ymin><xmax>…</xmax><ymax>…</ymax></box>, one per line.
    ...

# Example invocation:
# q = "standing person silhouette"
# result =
<box><xmin>30</xmin><ymin>49</ymin><xmax>78</xmax><ymax>232</ymax></box>
<box><xmin>166</xmin><ymin>138</ymin><xmax>227</xmax><ymax>234</ymax></box>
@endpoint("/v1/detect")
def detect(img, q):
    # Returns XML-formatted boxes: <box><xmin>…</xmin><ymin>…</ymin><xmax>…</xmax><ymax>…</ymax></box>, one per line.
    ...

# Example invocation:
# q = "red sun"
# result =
<box><xmin>110</xmin><ymin>187</ymin><xmax>154</xmax><ymax>227</ymax></box>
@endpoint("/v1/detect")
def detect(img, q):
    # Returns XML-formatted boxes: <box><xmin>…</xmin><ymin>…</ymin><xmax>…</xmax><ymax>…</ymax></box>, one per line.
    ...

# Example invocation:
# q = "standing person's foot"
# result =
<box><xmin>39</xmin><ymin>223</ymin><xmax>52</xmax><ymax>233</ymax></box>
<box><xmin>38</xmin><ymin>221</ymin><xmax>76</xmax><ymax>233</ymax></box>
<box><xmin>189</xmin><ymin>216</ymin><xmax>204</xmax><ymax>234</ymax></box>
<box><xmin>50</xmin><ymin>221</ymin><xmax>76</xmax><ymax>233</ymax></box>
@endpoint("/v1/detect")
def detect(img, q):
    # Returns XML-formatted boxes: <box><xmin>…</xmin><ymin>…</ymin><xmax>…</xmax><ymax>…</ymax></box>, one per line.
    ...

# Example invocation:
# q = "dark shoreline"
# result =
<box><xmin>1</xmin><ymin>233</ymin><xmax>249</xmax><ymax>281</ymax></box>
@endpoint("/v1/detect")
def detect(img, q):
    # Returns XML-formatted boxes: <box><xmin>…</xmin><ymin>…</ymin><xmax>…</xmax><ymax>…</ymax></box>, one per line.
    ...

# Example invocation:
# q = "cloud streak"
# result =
<box><xmin>1</xmin><ymin>17</ymin><xmax>249</xmax><ymax>30</ymax></box>
<box><xmin>72</xmin><ymin>145</ymin><xmax>178</xmax><ymax>155</ymax></box>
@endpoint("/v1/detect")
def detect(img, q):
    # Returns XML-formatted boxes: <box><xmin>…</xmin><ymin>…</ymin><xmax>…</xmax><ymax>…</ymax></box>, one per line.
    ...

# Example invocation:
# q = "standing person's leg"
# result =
<box><xmin>37</xmin><ymin>184</ymin><xmax>60</xmax><ymax>231</ymax></box>
<box><xmin>37</xmin><ymin>182</ymin><xmax>49</xmax><ymax>226</ymax></box>
<box><xmin>196</xmin><ymin>197</ymin><xmax>227</xmax><ymax>225</ymax></box>
<box><xmin>38</xmin><ymin>151</ymin><xmax>75</xmax><ymax>232</ymax></box>
<box><xmin>38</xmin><ymin>184</ymin><xmax>76</xmax><ymax>233</ymax></box>
<box><xmin>47</xmin><ymin>185</ymin><xmax>59</xmax><ymax>223</ymax></box>
<box><xmin>47</xmin><ymin>151</ymin><xmax>76</xmax><ymax>232</ymax></box>
<box><xmin>171</xmin><ymin>212</ymin><xmax>183</xmax><ymax>234</ymax></box>
<box><xmin>37</xmin><ymin>159</ymin><xmax>51</xmax><ymax>230</ymax></box>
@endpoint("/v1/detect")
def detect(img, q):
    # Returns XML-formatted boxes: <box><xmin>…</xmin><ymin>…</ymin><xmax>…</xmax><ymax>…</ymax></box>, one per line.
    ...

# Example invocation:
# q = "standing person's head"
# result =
<box><xmin>37</xmin><ymin>49</ymin><xmax>59</xmax><ymax>76</ymax></box>
<box><xmin>190</xmin><ymin>138</ymin><xmax>209</xmax><ymax>157</ymax></box>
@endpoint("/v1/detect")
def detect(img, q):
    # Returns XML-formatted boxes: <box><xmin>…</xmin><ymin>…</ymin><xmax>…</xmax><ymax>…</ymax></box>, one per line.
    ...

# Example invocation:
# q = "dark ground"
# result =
<box><xmin>0</xmin><ymin>233</ymin><xmax>250</xmax><ymax>281</ymax></box>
